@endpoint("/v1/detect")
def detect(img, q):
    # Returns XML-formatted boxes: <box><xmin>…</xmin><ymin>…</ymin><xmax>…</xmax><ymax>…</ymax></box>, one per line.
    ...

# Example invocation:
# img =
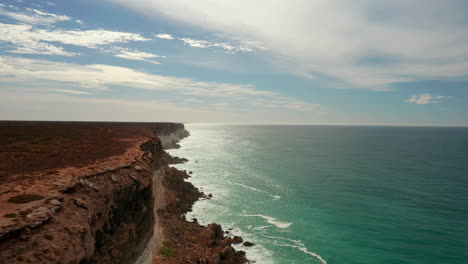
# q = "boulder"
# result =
<box><xmin>243</xmin><ymin>241</ymin><xmax>255</xmax><ymax>247</ymax></box>
<box><xmin>232</xmin><ymin>236</ymin><xmax>243</xmax><ymax>244</ymax></box>
<box><xmin>49</xmin><ymin>199</ymin><xmax>62</xmax><ymax>206</ymax></box>
<box><xmin>219</xmin><ymin>246</ymin><xmax>235</xmax><ymax>260</ymax></box>
<box><xmin>110</xmin><ymin>174</ymin><xmax>119</xmax><ymax>182</ymax></box>
<box><xmin>200</xmin><ymin>228</ymin><xmax>215</xmax><ymax>241</ymax></box>
<box><xmin>79</xmin><ymin>178</ymin><xmax>100</xmax><ymax>192</ymax></box>
<box><xmin>208</xmin><ymin>224</ymin><xmax>224</xmax><ymax>240</ymax></box>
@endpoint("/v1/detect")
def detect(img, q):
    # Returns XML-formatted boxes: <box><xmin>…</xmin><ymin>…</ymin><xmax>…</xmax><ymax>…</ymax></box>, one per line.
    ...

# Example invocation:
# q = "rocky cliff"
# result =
<box><xmin>0</xmin><ymin>122</ymin><xmax>247</xmax><ymax>264</ymax></box>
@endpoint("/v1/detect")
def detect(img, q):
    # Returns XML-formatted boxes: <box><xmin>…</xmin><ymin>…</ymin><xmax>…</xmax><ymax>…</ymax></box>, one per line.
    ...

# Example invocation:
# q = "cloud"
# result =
<box><xmin>154</xmin><ymin>33</ymin><xmax>174</xmax><ymax>40</ymax></box>
<box><xmin>155</xmin><ymin>32</ymin><xmax>263</xmax><ymax>53</ymax></box>
<box><xmin>0</xmin><ymin>5</ymin><xmax>70</xmax><ymax>24</ymax></box>
<box><xmin>179</xmin><ymin>37</ymin><xmax>263</xmax><ymax>53</ymax></box>
<box><xmin>105</xmin><ymin>0</ymin><xmax>468</xmax><ymax>90</ymax></box>
<box><xmin>111</xmin><ymin>47</ymin><xmax>163</xmax><ymax>64</ymax></box>
<box><xmin>55</xmin><ymin>89</ymin><xmax>91</xmax><ymax>95</ymax></box>
<box><xmin>75</xmin><ymin>19</ymin><xmax>84</xmax><ymax>24</ymax></box>
<box><xmin>407</xmin><ymin>94</ymin><xmax>450</xmax><ymax>104</ymax></box>
<box><xmin>179</xmin><ymin>38</ymin><xmax>211</xmax><ymax>48</ymax></box>
<box><xmin>0</xmin><ymin>56</ymin><xmax>318</xmax><ymax>111</ymax></box>
<box><xmin>0</xmin><ymin>22</ymin><xmax>150</xmax><ymax>56</ymax></box>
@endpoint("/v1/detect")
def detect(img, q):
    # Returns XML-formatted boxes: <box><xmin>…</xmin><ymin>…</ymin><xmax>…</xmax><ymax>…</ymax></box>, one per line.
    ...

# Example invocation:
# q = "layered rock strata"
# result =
<box><xmin>0</xmin><ymin>122</ymin><xmax>247</xmax><ymax>264</ymax></box>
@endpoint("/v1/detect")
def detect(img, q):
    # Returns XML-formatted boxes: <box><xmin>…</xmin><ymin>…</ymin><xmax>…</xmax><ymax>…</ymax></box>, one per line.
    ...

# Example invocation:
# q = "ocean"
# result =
<box><xmin>167</xmin><ymin>124</ymin><xmax>468</xmax><ymax>264</ymax></box>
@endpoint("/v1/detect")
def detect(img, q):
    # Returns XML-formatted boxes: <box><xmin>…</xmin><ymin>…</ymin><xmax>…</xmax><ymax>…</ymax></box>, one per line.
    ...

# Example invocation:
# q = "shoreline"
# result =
<box><xmin>0</xmin><ymin>122</ymin><xmax>248</xmax><ymax>264</ymax></box>
<box><xmin>152</xmin><ymin>127</ymin><xmax>248</xmax><ymax>263</ymax></box>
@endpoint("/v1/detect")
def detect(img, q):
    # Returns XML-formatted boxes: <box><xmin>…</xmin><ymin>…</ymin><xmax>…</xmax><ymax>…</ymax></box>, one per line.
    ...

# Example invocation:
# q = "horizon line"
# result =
<box><xmin>1</xmin><ymin>120</ymin><xmax>467</xmax><ymax>128</ymax></box>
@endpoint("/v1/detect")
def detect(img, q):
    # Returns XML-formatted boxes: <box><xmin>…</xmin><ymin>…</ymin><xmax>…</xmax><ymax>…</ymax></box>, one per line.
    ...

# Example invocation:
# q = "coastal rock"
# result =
<box><xmin>129</xmin><ymin>173</ymin><xmax>139</xmax><ymax>182</ymax></box>
<box><xmin>110</xmin><ymin>174</ymin><xmax>119</xmax><ymax>182</ymax></box>
<box><xmin>79</xmin><ymin>178</ymin><xmax>100</xmax><ymax>192</ymax></box>
<box><xmin>200</xmin><ymin>228</ymin><xmax>216</xmax><ymax>244</ymax></box>
<box><xmin>232</xmin><ymin>236</ymin><xmax>243</xmax><ymax>244</ymax></box>
<box><xmin>49</xmin><ymin>199</ymin><xmax>62</xmax><ymax>206</ymax></box>
<box><xmin>220</xmin><ymin>237</ymin><xmax>232</xmax><ymax>247</ymax></box>
<box><xmin>72</xmin><ymin>198</ymin><xmax>88</xmax><ymax>209</ymax></box>
<box><xmin>0</xmin><ymin>122</ymin><xmax>248</xmax><ymax>264</ymax></box>
<box><xmin>243</xmin><ymin>241</ymin><xmax>255</xmax><ymax>247</ymax></box>
<box><xmin>220</xmin><ymin>246</ymin><xmax>235</xmax><ymax>260</ymax></box>
<box><xmin>26</xmin><ymin>207</ymin><xmax>50</xmax><ymax>221</ymax></box>
<box><xmin>208</xmin><ymin>223</ymin><xmax>224</xmax><ymax>240</ymax></box>
<box><xmin>162</xmin><ymin>152</ymin><xmax>189</xmax><ymax>164</ymax></box>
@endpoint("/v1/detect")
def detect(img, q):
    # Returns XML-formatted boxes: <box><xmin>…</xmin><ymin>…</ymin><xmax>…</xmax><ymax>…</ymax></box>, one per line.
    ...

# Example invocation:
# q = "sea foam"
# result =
<box><xmin>260</xmin><ymin>234</ymin><xmax>327</xmax><ymax>264</ymax></box>
<box><xmin>232</xmin><ymin>182</ymin><xmax>281</xmax><ymax>200</ymax></box>
<box><xmin>242</xmin><ymin>214</ymin><xmax>293</xmax><ymax>229</ymax></box>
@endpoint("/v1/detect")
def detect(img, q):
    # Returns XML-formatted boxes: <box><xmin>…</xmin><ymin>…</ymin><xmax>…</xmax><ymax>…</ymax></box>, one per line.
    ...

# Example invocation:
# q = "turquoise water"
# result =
<box><xmin>168</xmin><ymin>124</ymin><xmax>468</xmax><ymax>264</ymax></box>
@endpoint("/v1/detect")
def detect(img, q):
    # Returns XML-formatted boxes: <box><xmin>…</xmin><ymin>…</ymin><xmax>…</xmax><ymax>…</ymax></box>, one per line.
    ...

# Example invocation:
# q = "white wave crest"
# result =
<box><xmin>233</xmin><ymin>182</ymin><xmax>281</xmax><ymax>200</ymax></box>
<box><xmin>260</xmin><ymin>234</ymin><xmax>327</xmax><ymax>264</ymax></box>
<box><xmin>252</xmin><ymin>225</ymin><xmax>272</xmax><ymax>231</ymax></box>
<box><xmin>242</xmin><ymin>214</ymin><xmax>292</xmax><ymax>229</ymax></box>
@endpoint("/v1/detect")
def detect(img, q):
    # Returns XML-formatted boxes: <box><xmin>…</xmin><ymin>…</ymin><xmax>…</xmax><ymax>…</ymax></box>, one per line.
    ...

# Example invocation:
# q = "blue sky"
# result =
<box><xmin>0</xmin><ymin>0</ymin><xmax>467</xmax><ymax>125</ymax></box>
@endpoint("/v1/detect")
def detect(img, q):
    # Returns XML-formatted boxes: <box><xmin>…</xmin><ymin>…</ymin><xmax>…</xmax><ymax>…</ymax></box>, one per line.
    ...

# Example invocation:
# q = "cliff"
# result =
<box><xmin>0</xmin><ymin>122</ymin><xmax>246</xmax><ymax>264</ymax></box>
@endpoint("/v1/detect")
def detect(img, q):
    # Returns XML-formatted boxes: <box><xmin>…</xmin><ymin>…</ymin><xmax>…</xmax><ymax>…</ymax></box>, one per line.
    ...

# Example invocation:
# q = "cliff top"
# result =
<box><xmin>0</xmin><ymin>121</ymin><xmax>182</xmax><ymax>182</ymax></box>
<box><xmin>0</xmin><ymin>121</ymin><xmax>182</xmax><ymax>241</ymax></box>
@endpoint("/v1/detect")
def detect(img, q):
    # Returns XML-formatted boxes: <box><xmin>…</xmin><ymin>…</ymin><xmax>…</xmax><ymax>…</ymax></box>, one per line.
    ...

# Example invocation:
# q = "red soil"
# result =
<box><xmin>0</xmin><ymin>121</ymin><xmax>158</xmax><ymax>183</ymax></box>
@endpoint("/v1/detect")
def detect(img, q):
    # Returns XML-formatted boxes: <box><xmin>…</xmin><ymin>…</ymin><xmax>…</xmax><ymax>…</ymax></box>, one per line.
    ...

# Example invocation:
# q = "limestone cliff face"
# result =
<box><xmin>0</xmin><ymin>123</ymin><xmax>246</xmax><ymax>264</ymax></box>
<box><xmin>0</xmin><ymin>123</ymin><xmax>187</xmax><ymax>264</ymax></box>
<box><xmin>157</xmin><ymin>127</ymin><xmax>190</xmax><ymax>149</ymax></box>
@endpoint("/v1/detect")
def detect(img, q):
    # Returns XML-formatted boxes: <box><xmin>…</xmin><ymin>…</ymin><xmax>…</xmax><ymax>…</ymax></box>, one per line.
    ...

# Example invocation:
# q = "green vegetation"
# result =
<box><xmin>7</xmin><ymin>194</ymin><xmax>44</xmax><ymax>204</ymax></box>
<box><xmin>175</xmin><ymin>225</ymin><xmax>192</xmax><ymax>235</ymax></box>
<box><xmin>162</xmin><ymin>241</ymin><xmax>172</xmax><ymax>247</ymax></box>
<box><xmin>159</xmin><ymin>246</ymin><xmax>176</xmax><ymax>258</ymax></box>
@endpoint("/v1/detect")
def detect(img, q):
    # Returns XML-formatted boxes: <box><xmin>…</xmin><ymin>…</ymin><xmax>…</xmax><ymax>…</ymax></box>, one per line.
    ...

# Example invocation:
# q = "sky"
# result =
<box><xmin>0</xmin><ymin>0</ymin><xmax>467</xmax><ymax>125</ymax></box>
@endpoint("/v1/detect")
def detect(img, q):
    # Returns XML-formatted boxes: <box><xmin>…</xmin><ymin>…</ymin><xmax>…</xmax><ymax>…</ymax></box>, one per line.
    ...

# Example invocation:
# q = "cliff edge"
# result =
<box><xmin>0</xmin><ymin>122</ymin><xmax>247</xmax><ymax>264</ymax></box>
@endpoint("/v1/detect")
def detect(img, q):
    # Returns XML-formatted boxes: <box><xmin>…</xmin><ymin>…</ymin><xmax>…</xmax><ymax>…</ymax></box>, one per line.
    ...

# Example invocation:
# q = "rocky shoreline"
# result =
<box><xmin>0</xmin><ymin>122</ymin><xmax>248</xmax><ymax>264</ymax></box>
<box><xmin>152</xmin><ymin>163</ymin><xmax>247</xmax><ymax>264</ymax></box>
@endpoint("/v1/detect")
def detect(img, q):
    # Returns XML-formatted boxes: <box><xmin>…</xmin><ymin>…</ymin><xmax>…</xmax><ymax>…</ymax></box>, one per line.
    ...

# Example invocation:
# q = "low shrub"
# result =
<box><xmin>7</xmin><ymin>194</ymin><xmax>44</xmax><ymax>204</ymax></box>
<box><xmin>159</xmin><ymin>247</ymin><xmax>176</xmax><ymax>258</ymax></box>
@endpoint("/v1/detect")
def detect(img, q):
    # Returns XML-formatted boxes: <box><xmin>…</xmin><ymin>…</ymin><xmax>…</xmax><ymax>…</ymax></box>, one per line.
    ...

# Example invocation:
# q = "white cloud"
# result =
<box><xmin>46</xmin><ymin>2</ymin><xmax>56</xmax><ymax>6</ymax></box>
<box><xmin>407</xmin><ymin>94</ymin><xmax>450</xmax><ymax>104</ymax></box>
<box><xmin>155</xmin><ymin>32</ymin><xmax>263</xmax><ymax>53</ymax></box>
<box><xmin>111</xmin><ymin>47</ymin><xmax>163</xmax><ymax>64</ymax></box>
<box><xmin>55</xmin><ymin>89</ymin><xmax>91</xmax><ymax>95</ymax></box>
<box><xmin>179</xmin><ymin>38</ymin><xmax>211</xmax><ymax>48</ymax></box>
<box><xmin>9</xmin><ymin>41</ymin><xmax>79</xmax><ymax>56</ymax></box>
<box><xmin>0</xmin><ymin>56</ymin><xmax>318</xmax><ymax>111</ymax></box>
<box><xmin>179</xmin><ymin>37</ymin><xmax>263</xmax><ymax>53</ymax></box>
<box><xmin>0</xmin><ymin>23</ymin><xmax>150</xmax><ymax>56</ymax></box>
<box><xmin>75</xmin><ymin>19</ymin><xmax>84</xmax><ymax>24</ymax></box>
<box><xmin>0</xmin><ymin>5</ymin><xmax>70</xmax><ymax>24</ymax></box>
<box><xmin>105</xmin><ymin>0</ymin><xmax>468</xmax><ymax>90</ymax></box>
<box><xmin>154</xmin><ymin>33</ymin><xmax>174</xmax><ymax>40</ymax></box>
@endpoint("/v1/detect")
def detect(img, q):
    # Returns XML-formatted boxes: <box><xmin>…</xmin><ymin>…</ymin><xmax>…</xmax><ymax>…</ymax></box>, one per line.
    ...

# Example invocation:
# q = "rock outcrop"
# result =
<box><xmin>0</xmin><ymin>122</ymin><xmax>247</xmax><ymax>264</ymax></box>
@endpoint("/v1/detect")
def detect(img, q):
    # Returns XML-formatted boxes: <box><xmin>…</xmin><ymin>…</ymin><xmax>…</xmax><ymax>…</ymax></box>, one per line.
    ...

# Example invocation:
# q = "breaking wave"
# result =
<box><xmin>232</xmin><ymin>182</ymin><xmax>281</xmax><ymax>200</ymax></box>
<box><xmin>242</xmin><ymin>214</ymin><xmax>293</xmax><ymax>229</ymax></box>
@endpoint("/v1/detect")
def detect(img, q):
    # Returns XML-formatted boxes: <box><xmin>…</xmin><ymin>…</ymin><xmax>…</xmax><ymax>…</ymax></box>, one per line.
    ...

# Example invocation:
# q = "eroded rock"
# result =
<box><xmin>79</xmin><ymin>178</ymin><xmax>100</xmax><ymax>192</ymax></box>
<box><xmin>243</xmin><ymin>241</ymin><xmax>255</xmax><ymax>247</ymax></box>
<box><xmin>232</xmin><ymin>236</ymin><xmax>243</xmax><ymax>244</ymax></box>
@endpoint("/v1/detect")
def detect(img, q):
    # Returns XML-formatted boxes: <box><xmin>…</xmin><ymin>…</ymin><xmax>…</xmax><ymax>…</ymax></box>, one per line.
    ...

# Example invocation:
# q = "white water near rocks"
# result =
<box><xmin>168</xmin><ymin>124</ymin><xmax>327</xmax><ymax>264</ymax></box>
